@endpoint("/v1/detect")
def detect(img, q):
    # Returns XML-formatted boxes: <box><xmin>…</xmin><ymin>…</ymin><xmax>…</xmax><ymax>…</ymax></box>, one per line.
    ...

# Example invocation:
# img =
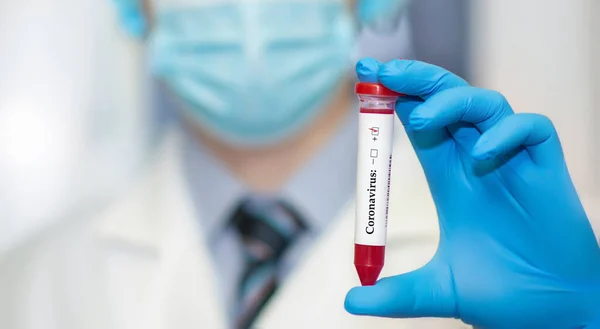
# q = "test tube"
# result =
<box><xmin>353</xmin><ymin>82</ymin><xmax>401</xmax><ymax>286</ymax></box>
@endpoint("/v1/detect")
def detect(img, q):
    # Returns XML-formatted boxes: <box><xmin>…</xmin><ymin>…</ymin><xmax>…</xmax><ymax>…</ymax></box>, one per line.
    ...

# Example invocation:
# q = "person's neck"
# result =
<box><xmin>189</xmin><ymin>82</ymin><xmax>353</xmax><ymax>193</ymax></box>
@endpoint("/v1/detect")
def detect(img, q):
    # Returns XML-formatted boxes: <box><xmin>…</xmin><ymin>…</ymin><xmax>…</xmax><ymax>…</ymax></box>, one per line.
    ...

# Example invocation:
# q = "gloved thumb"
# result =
<box><xmin>344</xmin><ymin>261</ymin><xmax>457</xmax><ymax>319</ymax></box>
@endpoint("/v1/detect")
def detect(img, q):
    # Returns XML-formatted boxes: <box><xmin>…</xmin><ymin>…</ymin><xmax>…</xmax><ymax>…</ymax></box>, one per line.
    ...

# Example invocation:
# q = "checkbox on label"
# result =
<box><xmin>370</xmin><ymin>149</ymin><xmax>378</xmax><ymax>158</ymax></box>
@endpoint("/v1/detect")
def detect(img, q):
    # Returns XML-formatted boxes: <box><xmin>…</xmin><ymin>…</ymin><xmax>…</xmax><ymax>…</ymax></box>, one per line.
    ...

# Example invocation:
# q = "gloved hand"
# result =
<box><xmin>344</xmin><ymin>58</ymin><xmax>600</xmax><ymax>329</ymax></box>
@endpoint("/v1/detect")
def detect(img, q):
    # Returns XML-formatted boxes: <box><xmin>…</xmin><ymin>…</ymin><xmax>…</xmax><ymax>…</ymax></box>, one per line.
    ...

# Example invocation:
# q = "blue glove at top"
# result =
<box><xmin>345</xmin><ymin>58</ymin><xmax>600</xmax><ymax>329</ymax></box>
<box><xmin>111</xmin><ymin>0</ymin><xmax>147</xmax><ymax>38</ymax></box>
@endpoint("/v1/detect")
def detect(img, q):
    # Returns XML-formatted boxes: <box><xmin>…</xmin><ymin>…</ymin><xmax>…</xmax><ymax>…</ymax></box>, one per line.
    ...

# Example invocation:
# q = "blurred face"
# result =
<box><xmin>142</xmin><ymin>0</ymin><xmax>359</xmax><ymax>148</ymax></box>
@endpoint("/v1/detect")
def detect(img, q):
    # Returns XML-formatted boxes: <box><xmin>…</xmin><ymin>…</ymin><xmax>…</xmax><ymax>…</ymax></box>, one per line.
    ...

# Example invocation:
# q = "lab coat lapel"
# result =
<box><xmin>95</xmin><ymin>130</ymin><xmax>228</xmax><ymax>329</ymax></box>
<box><xmin>152</xmin><ymin>131</ymin><xmax>228</xmax><ymax>329</ymax></box>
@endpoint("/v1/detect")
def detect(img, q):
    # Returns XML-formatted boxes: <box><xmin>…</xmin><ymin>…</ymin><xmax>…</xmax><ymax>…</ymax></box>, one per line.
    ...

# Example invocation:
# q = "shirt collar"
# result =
<box><xmin>280</xmin><ymin>110</ymin><xmax>358</xmax><ymax>232</ymax></box>
<box><xmin>181</xmin><ymin>129</ymin><xmax>249</xmax><ymax>238</ymax></box>
<box><xmin>182</xmin><ymin>107</ymin><xmax>358</xmax><ymax>238</ymax></box>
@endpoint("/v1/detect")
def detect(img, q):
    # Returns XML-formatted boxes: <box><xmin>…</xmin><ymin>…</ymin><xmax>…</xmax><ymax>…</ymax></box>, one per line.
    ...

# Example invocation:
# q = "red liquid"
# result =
<box><xmin>354</xmin><ymin>244</ymin><xmax>385</xmax><ymax>286</ymax></box>
<box><xmin>359</xmin><ymin>108</ymin><xmax>395</xmax><ymax>114</ymax></box>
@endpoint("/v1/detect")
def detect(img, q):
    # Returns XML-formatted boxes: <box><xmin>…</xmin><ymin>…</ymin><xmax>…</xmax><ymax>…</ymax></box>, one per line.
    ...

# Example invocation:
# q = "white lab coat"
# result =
<box><xmin>0</xmin><ymin>126</ymin><xmax>493</xmax><ymax>329</ymax></box>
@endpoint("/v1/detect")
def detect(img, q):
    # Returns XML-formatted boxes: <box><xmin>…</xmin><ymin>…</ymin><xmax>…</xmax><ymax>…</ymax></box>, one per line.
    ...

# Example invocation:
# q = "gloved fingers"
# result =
<box><xmin>378</xmin><ymin>59</ymin><xmax>470</xmax><ymax>100</ymax></box>
<box><xmin>344</xmin><ymin>261</ymin><xmax>457</xmax><ymax>319</ymax></box>
<box><xmin>394</xmin><ymin>97</ymin><xmax>456</xmax><ymax>180</ymax></box>
<box><xmin>356</xmin><ymin>58</ymin><xmax>424</xmax><ymax>124</ymax></box>
<box><xmin>356</xmin><ymin>58</ymin><xmax>470</xmax><ymax>126</ymax></box>
<box><xmin>446</xmin><ymin>122</ymin><xmax>482</xmax><ymax>155</ymax></box>
<box><xmin>356</xmin><ymin>57</ymin><xmax>382</xmax><ymax>83</ymax></box>
<box><xmin>409</xmin><ymin>87</ymin><xmax>515</xmax><ymax>134</ymax></box>
<box><xmin>355</xmin><ymin>58</ymin><xmax>454</xmax><ymax>180</ymax></box>
<box><xmin>472</xmin><ymin>113</ymin><xmax>565</xmax><ymax>167</ymax></box>
<box><xmin>376</xmin><ymin>59</ymin><xmax>481</xmax><ymax>166</ymax></box>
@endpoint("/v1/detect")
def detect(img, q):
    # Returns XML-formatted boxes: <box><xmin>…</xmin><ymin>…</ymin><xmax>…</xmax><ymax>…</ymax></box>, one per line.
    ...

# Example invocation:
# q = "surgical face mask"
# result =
<box><xmin>147</xmin><ymin>0</ymin><xmax>356</xmax><ymax>147</ymax></box>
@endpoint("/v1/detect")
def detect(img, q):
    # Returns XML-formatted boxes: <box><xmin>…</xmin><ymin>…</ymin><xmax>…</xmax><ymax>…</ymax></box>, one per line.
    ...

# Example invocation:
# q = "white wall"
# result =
<box><xmin>0</xmin><ymin>0</ymin><xmax>150</xmax><ymax>253</ymax></box>
<box><xmin>592</xmin><ymin>0</ymin><xmax>600</xmax><ymax>195</ymax></box>
<box><xmin>469</xmin><ymin>0</ymin><xmax>599</xmax><ymax>198</ymax></box>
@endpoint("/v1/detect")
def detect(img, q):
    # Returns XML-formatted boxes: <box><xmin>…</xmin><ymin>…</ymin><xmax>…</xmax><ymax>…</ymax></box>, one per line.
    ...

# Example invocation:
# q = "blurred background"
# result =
<box><xmin>0</xmin><ymin>0</ymin><xmax>598</xmax><ymax>253</ymax></box>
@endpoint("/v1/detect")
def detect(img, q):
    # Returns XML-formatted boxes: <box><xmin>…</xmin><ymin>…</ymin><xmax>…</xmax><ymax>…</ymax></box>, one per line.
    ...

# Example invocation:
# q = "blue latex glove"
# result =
<box><xmin>111</xmin><ymin>0</ymin><xmax>147</xmax><ymax>38</ymax></box>
<box><xmin>345</xmin><ymin>58</ymin><xmax>600</xmax><ymax>329</ymax></box>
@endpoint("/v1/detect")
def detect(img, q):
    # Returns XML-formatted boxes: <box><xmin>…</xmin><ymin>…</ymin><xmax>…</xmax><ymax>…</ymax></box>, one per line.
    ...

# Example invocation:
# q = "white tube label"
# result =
<box><xmin>355</xmin><ymin>111</ymin><xmax>394</xmax><ymax>246</ymax></box>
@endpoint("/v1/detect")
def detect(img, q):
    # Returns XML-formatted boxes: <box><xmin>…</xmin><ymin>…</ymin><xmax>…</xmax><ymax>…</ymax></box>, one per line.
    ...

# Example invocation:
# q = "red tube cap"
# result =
<box><xmin>355</xmin><ymin>82</ymin><xmax>404</xmax><ymax>97</ymax></box>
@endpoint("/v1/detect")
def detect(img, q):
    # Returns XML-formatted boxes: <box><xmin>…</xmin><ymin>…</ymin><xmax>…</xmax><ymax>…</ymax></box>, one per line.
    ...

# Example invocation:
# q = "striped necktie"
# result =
<box><xmin>230</xmin><ymin>197</ymin><xmax>307</xmax><ymax>329</ymax></box>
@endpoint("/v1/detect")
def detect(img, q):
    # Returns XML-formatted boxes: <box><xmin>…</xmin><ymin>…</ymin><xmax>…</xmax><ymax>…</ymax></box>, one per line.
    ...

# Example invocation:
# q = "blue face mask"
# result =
<box><xmin>147</xmin><ymin>1</ymin><xmax>356</xmax><ymax>147</ymax></box>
